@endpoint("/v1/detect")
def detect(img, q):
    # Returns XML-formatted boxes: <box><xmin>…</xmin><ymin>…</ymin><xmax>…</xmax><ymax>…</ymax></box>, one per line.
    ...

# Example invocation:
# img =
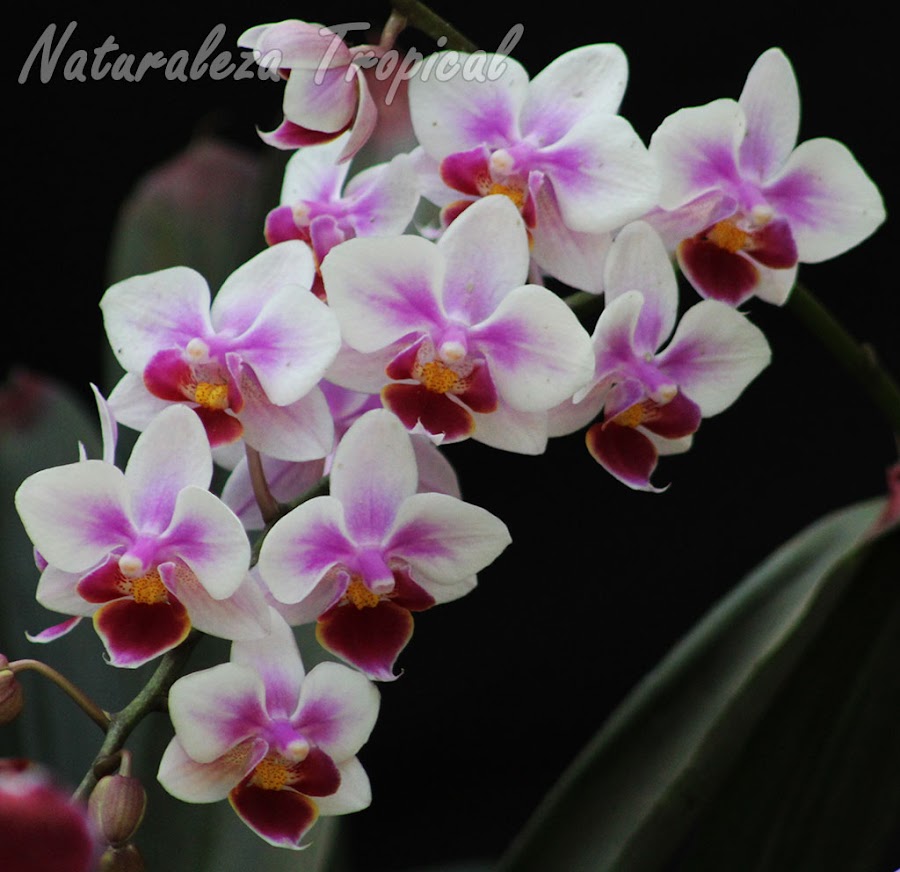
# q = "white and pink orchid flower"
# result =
<box><xmin>321</xmin><ymin>195</ymin><xmax>596</xmax><ymax>454</ymax></box>
<box><xmin>408</xmin><ymin>44</ymin><xmax>659</xmax><ymax>292</ymax></box>
<box><xmin>238</xmin><ymin>20</ymin><xmax>377</xmax><ymax>162</ymax></box>
<box><xmin>264</xmin><ymin>133</ymin><xmax>420</xmax><ymax>299</ymax></box>
<box><xmin>158</xmin><ymin>610</ymin><xmax>379</xmax><ymax>849</ymax></box>
<box><xmin>14</xmin><ymin>403</ymin><xmax>268</xmax><ymax>667</ymax></box>
<box><xmin>101</xmin><ymin>241</ymin><xmax>341</xmax><ymax>462</ymax></box>
<box><xmin>549</xmin><ymin>221</ymin><xmax>771</xmax><ymax>490</ymax></box>
<box><xmin>256</xmin><ymin>409</ymin><xmax>512</xmax><ymax>681</ymax></box>
<box><xmin>646</xmin><ymin>48</ymin><xmax>885</xmax><ymax>306</ymax></box>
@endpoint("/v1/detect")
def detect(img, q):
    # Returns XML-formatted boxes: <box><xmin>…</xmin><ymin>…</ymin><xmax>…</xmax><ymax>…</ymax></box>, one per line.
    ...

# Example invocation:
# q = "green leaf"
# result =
<box><xmin>498</xmin><ymin>498</ymin><xmax>899</xmax><ymax>872</ymax></box>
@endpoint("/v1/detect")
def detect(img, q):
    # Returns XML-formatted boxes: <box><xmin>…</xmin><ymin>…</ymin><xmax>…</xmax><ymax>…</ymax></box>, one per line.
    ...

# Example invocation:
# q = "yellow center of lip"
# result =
<box><xmin>612</xmin><ymin>403</ymin><xmax>647</xmax><ymax>429</ymax></box>
<box><xmin>487</xmin><ymin>182</ymin><xmax>526</xmax><ymax>210</ymax></box>
<box><xmin>194</xmin><ymin>382</ymin><xmax>229</xmax><ymax>410</ymax></box>
<box><xmin>346</xmin><ymin>580</ymin><xmax>381</xmax><ymax>610</ymax></box>
<box><xmin>131</xmin><ymin>571</ymin><xmax>168</xmax><ymax>605</ymax></box>
<box><xmin>707</xmin><ymin>220</ymin><xmax>750</xmax><ymax>253</ymax></box>
<box><xmin>419</xmin><ymin>360</ymin><xmax>460</xmax><ymax>394</ymax></box>
<box><xmin>251</xmin><ymin>756</ymin><xmax>291</xmax><ymax>791</ymax></box>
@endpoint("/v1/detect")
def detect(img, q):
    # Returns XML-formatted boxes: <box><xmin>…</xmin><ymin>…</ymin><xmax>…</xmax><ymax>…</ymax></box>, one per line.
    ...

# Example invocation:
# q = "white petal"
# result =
<box><xmin>158</xmin><ymin>736</ymin><xmax>266</xmax><ymax>803</ymax></box>
<box><xmin>656</xmin><ymin>300</ymin><xmax>771</xmax><ymax>416</ymax></box>
<box><xmin>313</xmin><ymin>757</ymin><xmax>371</xmax><ymax>815</ymax></box>
<box><xmin>408</xmin><ymin>53</ymin><xmax>529</xmax><ymax>158</ymax></box>
<box><xmin>386</xmin><ymin>492</ymin><xmax>511</xmax><ymax>588</ymax></box>
<box><xmin>738</xmin><ymin>48</ymin><xmax>800</xmax><ymax>182</ymax></box>
<box><xmin>100</xmin><ymin>266</ymin><xmax>213</xmax><ymax>373</ymax></box>
<box><xmin>15</xmin><ymin>461</ymin><xmax>132</xmax><ymax>572</ymax></box>
<box><xmin>472</xmin><ymin>285</ymin><xmax>595</xmax><ymax>411</ymax></box>
<box><xmin>293</xmin><ymin>661</ymin><xmax>379</xmax><ymax>760</ymax></box>
<box><xmin>124</xmin><ymin>405</ymin><xmax>212</xmax><ymax>531</ymax></box>
<box><xmin>321</xmin><ymin>235</ymin><xmax>445</xmax><ymax>352</ymax></box>
<box><xmin>168</xmin><ymin>662</ymin><xmax>268</xmax><ymax>763</ymax></box>
<box><xmin>521</xmin><ymin>44</ymin><xmax>628</xmax><ymax>141</ymax></box>
<box><xmin>330</xmin><ymin>409</ymin><xmax>418</xmax><ymax>542</ymax></box>
<box><xmin>650</xmin><ymin>98</ymin><xmax>746</xmax><ymax>210</ymax></box>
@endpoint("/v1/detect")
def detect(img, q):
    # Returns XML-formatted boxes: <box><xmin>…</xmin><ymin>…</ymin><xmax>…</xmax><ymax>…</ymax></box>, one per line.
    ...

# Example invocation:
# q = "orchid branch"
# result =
<box><xmin>389</xmin><ymin>0</ymin><xmax>478</xmax><ymax>51</ymax></box>
<box><xmin>72</xmin><ymin>632</ymin><xmax>201</xmax><ymax>802</ymax></box>
<box><xmin>9</xmin><ymin>659</ymin><xmax>110</xmax><ymax>732</ymax></box>
<box><xmin>788</xmin><ymin>282</ymin><xmax>900</xmax><ymax>443</ymax></box>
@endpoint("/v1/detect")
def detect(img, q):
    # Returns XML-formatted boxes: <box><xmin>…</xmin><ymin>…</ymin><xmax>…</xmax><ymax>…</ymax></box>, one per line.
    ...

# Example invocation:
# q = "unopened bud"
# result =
<box><xmin>89</xmin><ymin>774</ymin><xmax>147</xmax><ymax>847</ymax></box>
<box><xmin>99</xmin><ymin>843</ymin><xmax>145</xmax><ymax>872</ymax></box>
<box><xmin>0</xmin><ymin>656</ymin><xmax>24</xmax><ymax>724</ymax></box>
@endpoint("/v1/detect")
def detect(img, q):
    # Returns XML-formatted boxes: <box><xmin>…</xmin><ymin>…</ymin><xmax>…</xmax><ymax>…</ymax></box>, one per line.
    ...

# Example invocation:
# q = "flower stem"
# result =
<box><xmin>10</xmin><ymin>659</ymin><xmax>110</xmax><ymax>732</ymax></box>
<box><xmin>389</xmin><ymin>0</ymin><xmax>478</xmax><ymax>51</ymax></box>
<box><xmin>245</xmin><ymin>445</ymin><xmax>280</xmax><ymax>525</ymax></box>
<box><xmin>72</xmin><ymin>633</ymin><xmax>201</xmax><ymax>802</ymax></box>
<box><xmin>788</xmin><ymin>282</ymin><xmax>900</xmax><ymax>445</ymax></box>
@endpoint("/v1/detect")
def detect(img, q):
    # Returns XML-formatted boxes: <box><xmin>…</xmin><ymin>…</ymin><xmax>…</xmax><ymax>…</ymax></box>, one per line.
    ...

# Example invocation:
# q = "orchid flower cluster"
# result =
<box><xmin>2</xmin><ymin>6</ymin><xmax>888</xmax><ymax>869</ymax></box>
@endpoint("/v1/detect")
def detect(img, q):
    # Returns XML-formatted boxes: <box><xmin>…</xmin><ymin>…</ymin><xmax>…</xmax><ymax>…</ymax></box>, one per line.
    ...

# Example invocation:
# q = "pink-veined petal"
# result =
<box><xmin>530</xmin><ymin>183</ymin><xmax>612</xmax><ymax>294</ymax></box>
<box><xmin>292</xmin><ymin>660</ymin><xmax>380</xmax><ymax>759</ymax></box>
<box><xmin>258</xmin><ymin>119</ymin><xmax>341</xmax><ymax>151</ymax></box>
<box><xmin>738</xmin><ymin>48</ymin><xmax>800</xmax><ymax>182</ymax></box>
<box><xmin>343</xmin><ymin>152</ymin><xmax>421</xmax><ymax>237</ymax></box>
<box><xmin>521</xmin><ymin>44</ymin><xmax>628</xmax><ymax>143</ymax></box>
<box><xmin>282</xmin><ymin>64</ymin><xmax>357</xmax><ymax>134</ymax></box>
<box><xmin>15</xmin><ymin>461</ymin><xmax>133</xmax><ymax>573</ymax></box>
<box><xmin>408</xmin><ymin>53</ymin><xmax>529</xmax><ymax>158</ymax></box>
<box><xmin>159</xmin><ymin>563</ymin><xmax>269</xmax><ymax>642</ymax></box>
<box><xmin>386</xmin><ymin>492</ymin><xmax>511</xmax><ymax>588</ymax></box>
<box><xmin>604</xmin><ymin>221</ymin><xmax>678</xmax><ymax>354</ymax></box>
<box><xmin>26</xmin><ymin>616</ymin><xmax>83</xmax><ymax>644</ymax></box>
<box><xmin>650</xmin><ymin>98</ymin><xmax>746</xmax><ymax>210</ymax></box>
<box><xmin>655</xmin><ymin>299</ymin><xmax>771</xmax><ymax>416</ymax></box>
<box><xmin>336</xmin><ymin>67</ymin><xmax>379</xmax><ymax>163</ymax></box>
<box><xmin>257</xmin><ymin>496</ymin><xmax>355</xmax><ymax>605</ymax></box>
<box><xmin>225</xmin><ymin>609</ymin><xmax>306</xmax><ymax>720</ymax></box>
<box><xmin>124</xmin><ymin>405</ymin><xmax>213</xmax><ymax>531</ymax></box>
<box><xmin>472</xmin><ymin>285</ymin><xmax>595</xmax><ymax>411</ymax></box>
<box><xmin>763</xmin><ymin>137</ymin><xmax>886</xmax><ymax>263</ymax></box>
<box><xmin>237</xmin><ymin>381</ymin><xmax>335</xmax><ymax>463</ymax></box>
<box><xmin>538</xmin><ymin>113</ymin><xmax>659</xmax><ymax>233</ymax></box>
<box><xmin>438</xmin><ymin>195</ymin><xmax>531</xmax><ymax>324</ymax></box>
<box><xmin>158</xmin><ymin>736</ymin><xmax>267</xmax><ymax>803</ymax></box>
<box><xmin>322</xmin><ymin>235</ymin><xmax>445</xmax><ymax>352</ymax></box>
<box><xmin>100</xmin><ymin>267</ymin><xmax>214</xmax><ymax>374</ymax></box>
<box><xmin>160</xmin><ymin>486</ymin><xmax>249</xmax><ymax>599</ymax></box>
<box><xmin>329</xmin><ymin>409</ymin><xmax>418</xmax><ymax>542</ymax></box>
<box><xmin>279</xmin><ymin>136</ymin><xmax>351</xmax><ymax>203</ymax></box>
<box><xmin>168</xmin><ymin>662</ymin><xmax>269</xmax><ymax>763</ymax></box>
<box><xmin>238</xmin><ymin>21</ymin><xmax>351</xmax><ymax>71</ymax></box>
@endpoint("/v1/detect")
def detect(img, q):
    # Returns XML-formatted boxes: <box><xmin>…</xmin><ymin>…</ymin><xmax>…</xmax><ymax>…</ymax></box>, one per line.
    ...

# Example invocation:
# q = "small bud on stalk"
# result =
<box><xmin>0</xmin><ymin>655</ymin><xmax>24</xmax><ymax>724</ymax></box>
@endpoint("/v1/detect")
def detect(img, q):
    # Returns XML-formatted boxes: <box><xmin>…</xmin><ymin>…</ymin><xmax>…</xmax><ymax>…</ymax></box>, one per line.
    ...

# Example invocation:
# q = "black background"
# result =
<box><xmin>5</xmin><ymin>2</ymin><xmax>898</xmax><ymax>870</ymax></box>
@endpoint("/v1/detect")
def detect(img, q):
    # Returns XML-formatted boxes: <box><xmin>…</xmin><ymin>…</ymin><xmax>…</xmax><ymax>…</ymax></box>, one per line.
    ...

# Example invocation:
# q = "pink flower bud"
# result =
<box><xmin>0</xmin><ymin>657</ymin><xmax>24</xmax><ymax>724</ymax></box>
<box><xmin>89</xmin><ymin>774</ymin><xmax>147</xmax><ymax>847</ymax></box>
